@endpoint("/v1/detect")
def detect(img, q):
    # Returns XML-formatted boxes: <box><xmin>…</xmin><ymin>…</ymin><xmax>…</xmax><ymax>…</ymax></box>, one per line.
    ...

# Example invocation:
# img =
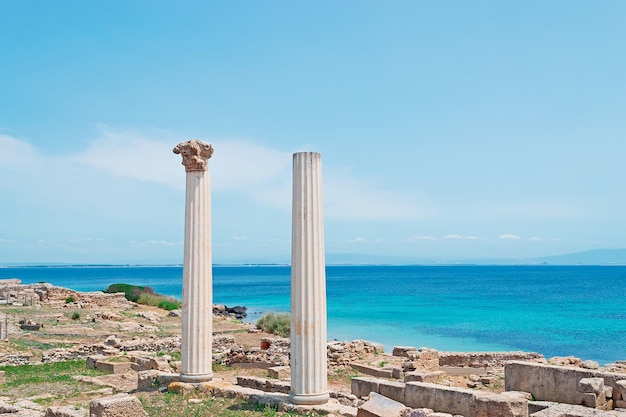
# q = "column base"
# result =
<box><xmin>179</xmin><ymin>372</ymin><xmax>214</xmax><ymax>383</ymax></box>
<box><xmin>289</xmin><ymin>392</ymin><xmax>330</xmax><ymax>405</ymax></box>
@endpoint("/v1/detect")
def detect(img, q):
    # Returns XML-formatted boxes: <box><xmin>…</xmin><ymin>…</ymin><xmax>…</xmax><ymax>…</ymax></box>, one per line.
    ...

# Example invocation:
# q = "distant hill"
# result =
<box><xmin>531</xmin><ymin>249</ymin><xmax>626</xmax><ymax>265</ymax></box>
<box><xmin>325</xmin><ymin>249</ymin><xmax>626</xmax><ymax>266</ymax></box>
<box><xmin>3</xmin><ymin>249</ymin><xmax>626</xmax><ymax>267</ymax></box>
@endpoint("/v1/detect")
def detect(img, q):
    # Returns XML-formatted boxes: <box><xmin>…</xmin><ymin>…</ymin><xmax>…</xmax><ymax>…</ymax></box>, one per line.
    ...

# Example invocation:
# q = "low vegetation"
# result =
<box><xmin>138</xmin><ymin>393</ymin><xmax>322</xmax><ymax>417</ymax></box>
<box><xmin>0</xmin><ymin>360</ymin><xmax>105</xmax><ymax>404</ymax></box>
<box><xmin>255</xmin><ymin>312</ymin><xmax>290</xmax><ymax>338</ymax></box>
<box><xmin>104</xmin><ymin>283</ymin><xmax>181</xmax><ymax>311</ymax></box>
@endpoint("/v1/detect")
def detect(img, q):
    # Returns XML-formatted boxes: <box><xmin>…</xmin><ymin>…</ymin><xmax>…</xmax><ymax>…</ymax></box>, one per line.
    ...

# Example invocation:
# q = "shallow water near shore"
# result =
<box><xmin>2</xmin><ymin>264</ymin><xmax>625</xmax><ymax>364</ymax></box>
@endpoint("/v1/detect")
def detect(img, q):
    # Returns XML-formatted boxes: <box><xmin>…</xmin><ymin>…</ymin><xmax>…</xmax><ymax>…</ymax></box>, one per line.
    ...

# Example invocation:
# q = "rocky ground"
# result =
<box><xmin>0</xmin><ymin>282</ymin><xmax>623</xmax><ymax>416</ymax></box>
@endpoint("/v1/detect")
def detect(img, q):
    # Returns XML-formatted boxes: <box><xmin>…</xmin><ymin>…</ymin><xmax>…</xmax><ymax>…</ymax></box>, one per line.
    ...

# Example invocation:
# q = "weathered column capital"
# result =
<box><xmin>173</xmin><ymin>140</ymin><xmax>214</xmax><ymax>172</ymax></box>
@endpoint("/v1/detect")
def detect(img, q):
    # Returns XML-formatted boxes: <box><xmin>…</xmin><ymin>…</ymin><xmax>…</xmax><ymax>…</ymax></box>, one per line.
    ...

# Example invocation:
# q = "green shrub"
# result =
<box><xmin>105</xmin><ymin>283</ymin><xmax>179</xmax><ymax>311</ymax></box>
<box><xmin>256</xmin><ymin>312</ymin><xmax>290</xmax><ymax>338</ymax></box>
<box><xmin>104</xmin><ymin>283</ymin><xmax>149</xmax><ymax>302</ymax></box>
<box><xmin>136</xmin><ymin>293</ymin><xmax>158</xmax><ymax>306</ymax></box>
<box><xmin>157</xmin><ymin>300</ymin><xmax>181</xmax><ymax>311</ymax></box>
<box><xmin>71</xmin><ymin>312</ymin><xmax>80</xmax><ymax>320</ymax></box>
<box><xmin>65</xmin><ymin>296</ymin><xmax>75</xmax><ymax>304</ymax></box>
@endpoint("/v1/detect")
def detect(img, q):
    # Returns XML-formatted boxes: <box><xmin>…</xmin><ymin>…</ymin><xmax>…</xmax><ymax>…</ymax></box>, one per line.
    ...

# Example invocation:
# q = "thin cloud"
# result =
<box><xmin>2</xmin><ymin>130</ymin><xmax>430</xmax><ymax>222</ymax></box>
<box><xmin>445</xmin><ymin>234</ymin><xmax>479</xmax><ymax>240</ymax></box>
<box><xmin>65</xmin><ymin>127</ymin><xmax>293</xmax><ymax>192</ymax></box>
<box><xmin>130</xmin><ymin>240</ymin><xmax>182</xmax><ymax>248</ymax></box>
<box><xmin>68</xmin><ymin>237</ymin><xmax>105</xmax><ymax>243</ymax></box>
<box><xmin>499</xmin><ymin>234</ymin><xmax>521</xmax><ymax>240</ymax></box>
<box><xmin>0</xmin><ymin>135</ymin><xmax>41</xmax><ymax>169</ymax></box>
<box><xmin>409</xmin><ymin>235</ymin><xmax>438</xmax><ymax>241</ymax></box>
<box><xmin>69</xmin><ymin>128</ymin><xmax>182</xmax><ymax>189</ymax></box>
<box><xmin>324</xmin><ymin>166</ymin><xmax>431</xmax><ymax>221</ymax></box>
<box><xmin>346</xmin><ymin>237</ymin><xmax>366</xmax><ymax>243</ymax></box>
<box><xmin>529</xmin><ymin>237</ymin><xmax>562</xmax><ymax>242</ymax></box>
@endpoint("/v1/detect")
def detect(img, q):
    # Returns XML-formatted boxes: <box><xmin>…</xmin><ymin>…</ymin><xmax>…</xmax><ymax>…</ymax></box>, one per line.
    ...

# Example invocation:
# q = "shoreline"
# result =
<box><xmin>0</xmin><ymin>279</ymin><xmax>623</xmax><ymax>368</ymax></box>
<box><xmin>1</xmin><ymin>266</ymin><xmax>625</xmax><ymax>365</ymax></box>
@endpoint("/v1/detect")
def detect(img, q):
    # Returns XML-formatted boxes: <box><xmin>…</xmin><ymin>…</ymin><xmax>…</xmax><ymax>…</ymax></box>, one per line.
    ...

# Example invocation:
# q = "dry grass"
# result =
<box><xmin>137</xmin><ymin>392</ymin><xmax>323</xmax><ymax>417</ymax></box>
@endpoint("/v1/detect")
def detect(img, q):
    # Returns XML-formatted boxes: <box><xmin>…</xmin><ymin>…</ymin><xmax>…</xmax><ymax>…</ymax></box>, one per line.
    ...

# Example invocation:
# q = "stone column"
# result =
<box><xmin>173</xmin><ymin>140</ymin><xmax>214</xmax><ymax>383</ymax></box>
<box><xmin>290</xmin><ymin>152</ymin><xmax>329</xmax><ymax>405</ymax></box>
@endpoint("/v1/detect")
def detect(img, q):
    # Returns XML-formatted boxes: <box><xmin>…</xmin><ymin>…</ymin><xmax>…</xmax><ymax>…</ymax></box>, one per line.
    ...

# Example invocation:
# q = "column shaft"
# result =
<box><xmin>180</xmin><ymin>171</ymin><xmax>213</xmax><ymax>382</ymax></box>
<box><xmin>290</xmin><ymin>152</ymin><xmax>329</xmax><ymax>405</ymax></box>
<box><xmin>174</xmin><ymin>139</ymin><xmax>214</xmax><ymax>384</ymax></box>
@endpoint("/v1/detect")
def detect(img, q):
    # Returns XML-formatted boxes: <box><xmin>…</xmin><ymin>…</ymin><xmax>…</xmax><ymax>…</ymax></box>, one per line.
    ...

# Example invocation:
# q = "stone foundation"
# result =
<box><xmin>505</xmin><ymin>361</ymin><xmax>626</xmax><ymax>407</ymax></box>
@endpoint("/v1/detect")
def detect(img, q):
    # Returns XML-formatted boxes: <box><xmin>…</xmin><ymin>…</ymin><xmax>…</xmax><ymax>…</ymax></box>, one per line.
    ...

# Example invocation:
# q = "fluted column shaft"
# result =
<box><xmin>174</xmin><ymin>140</ymin><xmax>214</xmax><ymax>383</ymax></box>
<box><xmin>290</xmin><ymin>152</ymin><xmax>329</xmax><ymax>405</ymax></box>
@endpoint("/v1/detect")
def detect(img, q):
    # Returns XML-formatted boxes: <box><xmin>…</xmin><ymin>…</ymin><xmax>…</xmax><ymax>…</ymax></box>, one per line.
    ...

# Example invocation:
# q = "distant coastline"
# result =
<box><xmin>3</xmin><ymin>247</ymin><xmax>626</xmax><ymax>267</ymax></box>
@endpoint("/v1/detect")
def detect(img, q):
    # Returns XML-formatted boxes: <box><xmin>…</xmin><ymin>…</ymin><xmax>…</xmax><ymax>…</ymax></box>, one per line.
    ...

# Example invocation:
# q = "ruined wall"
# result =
<box><xmin>439</xmin><ymin>351</ymin><xmax>544</xmax><ymax>367</ymax></box>
<box><xmin>351</xmin><ymin>377</ymin><xmax>529</xmax><ymax>417</ymax></box>
<box><xmin>505</xmin><ymin>361</ymin><xmax>626</xmax><ymax>405</ymax></box>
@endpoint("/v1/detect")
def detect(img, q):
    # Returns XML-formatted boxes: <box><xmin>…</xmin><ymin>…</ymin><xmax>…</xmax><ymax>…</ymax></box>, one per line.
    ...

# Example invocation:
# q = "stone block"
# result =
<box><xmin>351</xmin><ymin>363</ymin><xmax>393</xmax><ymax>378</ymax></box>
<box><xmin>505</xmin><ymin>360</ymin><xmax>626</xmax><ymax>408</ymax></box>
<box><xmin>404</xmin><ymin>371</ymin><xmax>445</xmax><ymax>383</ymax></box>
<box><xmin>531</xmin><ymin>402</ymin><xmax>621</xmax><ymax>416</ymax></box>
<box><xmin>433</xmin><ymin>384</ymin><xmax>475</xmax><ymax>417</ymax></box>
<box><xmin>148</xmin><ymin>358</ymin><xmax>170</xmax><ymax>372</ymax></box>
<box><xmin>357</xmin><ymin>392</ymin><xmax>406</xmax><ymax>417</ymax></box>
<box><xmin>470</xmin><ymin>393</ymin><xmax>528</xmax><ymax>417</ymax></box>
<box><xmin>96</xmin><ymin>360</ymin><xmax>132</xmax><ymax>374</ymax></box>
<box><xmin>130</xmin><ymin>357</ymin><xmax>152</xmax><ymax>371</ymax></box>
<box><xmin>392</xmin><ymin>346</ymin><xmax>418</xmax><ymax>357</ymax></box>
<box><xmin>236</xmin><ymin>376</ymin><xmax>267</xmax><ymax>391</ymax></box>
<box><xmin>410</xmin><ymin>349</ymin><xmax>439</xmax><ymax>361</ymax></box>
<box><xmin>378</xmin><ymin>380</ymin><xmax>405</xmax><ymax>404</ymax></box>
<box><xmin>576</xmin><ymin>392</ymin><xmax>598</xmax><ymax>407</ymax></box>
<box><xmin>527</xmin><ymin>400</ymin><xmax>556</xmax><ymax>414</ymax></box>
<box><xmin>352</xmin><ymin>377</ymin><xmax>380</xmax><ymax>399</ymax></box>
<box><xmin>266</xmin><ymin>379</ymin><xmax>290</xmax><ymax>394</ymax></box>
<box><xmin>404</xmin><ymin>382</ymin><xmax>437</xmax><ymax>410</ymax></box>
<box><xmin>615</xmin><ymin>399</ymin><xmax>626</xmax><ymax>408</ymax></box>
<box><xmin>167</xmin><ymin>382</ymin><xmax>197</xmax><ymax>396</ymax></box>
<box><xmin>45</xmin><ymin>405</ymin><xmax>88</xmax><ymax>417</ymax></box>
<box><xmin>86</xmin><ymin>355</ymin><xmax>106</xmax><ymax>370</ymax></box>
<box><xmin>580</xmin><ymin>360</ymin><xmax>600</xmax><ymax>370</ymax></box>
<box><xmin>405</xmin><ymin>382</ymin><xmax>481</xmax><ymax>416</ymax></box>
<box><xmin>480</xmin><ymin>376</ymin><xmax>495</xmax><ymax>385</ymax></box>
<box><xmin>578</xmin><ymin>377</ymin><xmax>604</xmax><ymax>394</ymax></box>
<box><xmin>391</xmin><ymin>366</ymin><xmax>403</xmax><ymax>379</ymax></box>
<box><xmin>615</xmin><ymin>380</ymin><xmax>626</xmax><ymax>401</ymax></box>
<box><xmin>89</xmin><ymin>394</ymin><xmax>147</xmax><ymax>417</ymax></box>
<box><xmin>267</xmin><ymin>365</ymin><xmax>290</xmax><ymax>379</ymax></box>
<box><xmin>402</xmin><ymin>361</ymin><xmax>416</xmax><ymax>371</ymax></box>
<box><xmin>136</xmin><ymin>370</ymin><xmax>179</xmax><ymax>391</ymax></box>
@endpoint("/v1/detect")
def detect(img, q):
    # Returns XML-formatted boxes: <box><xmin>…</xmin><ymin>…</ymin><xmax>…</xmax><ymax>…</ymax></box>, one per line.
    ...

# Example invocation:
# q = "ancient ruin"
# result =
<box><xmin>173</xmin><ymin>139</ymin><xmax>215</xmax><ymax>383</ymax></box>
<box><xmin>290</xmin><ymin>152</ymin><xmax>330</xmax><ymax>405</ymax></box>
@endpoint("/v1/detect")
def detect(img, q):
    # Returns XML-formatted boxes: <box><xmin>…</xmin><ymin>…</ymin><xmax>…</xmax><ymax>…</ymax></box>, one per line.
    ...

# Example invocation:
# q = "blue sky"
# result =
<box><xmin>1</xmin><ymin>1</ymin><xmax>625</xmax><ymax>264</ymax></box>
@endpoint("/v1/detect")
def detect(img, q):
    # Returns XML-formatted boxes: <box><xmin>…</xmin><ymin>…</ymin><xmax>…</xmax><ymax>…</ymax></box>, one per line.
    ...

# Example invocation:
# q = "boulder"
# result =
<box><xmin>392</xmin><ymin>346</ymin><xmax>418</xmax><ymax>358</ymax></box>
<box><xmin>89</xmin><ymin>394</ymin><xmax>147</xmax><ymax>417</ymax></box>
<box><xmin>357</xmin><ymin>392</ymin><xmax>406</xmax><ymax>417</ymax></box>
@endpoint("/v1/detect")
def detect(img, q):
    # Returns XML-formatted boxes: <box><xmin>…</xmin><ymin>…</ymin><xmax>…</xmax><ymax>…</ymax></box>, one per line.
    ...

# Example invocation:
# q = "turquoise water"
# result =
<box><xmin>1</xmin><ymin>265</ymin><xmax>624</xmax><ymax>364</ymax></box>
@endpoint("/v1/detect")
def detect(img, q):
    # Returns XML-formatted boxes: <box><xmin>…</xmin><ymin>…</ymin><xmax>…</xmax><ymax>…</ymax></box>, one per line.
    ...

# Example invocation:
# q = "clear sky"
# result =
<box><xmin>1</xmin><ymin>1</ymin><xmax>625</xmax><ymax>264</ymax></box>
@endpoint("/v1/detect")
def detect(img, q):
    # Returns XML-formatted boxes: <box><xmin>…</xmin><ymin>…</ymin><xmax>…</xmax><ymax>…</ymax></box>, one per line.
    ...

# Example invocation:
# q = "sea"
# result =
<box><xmin>0</xmin><ymin>264</ymin><xmax>624</xmax><ymax>365</ymax></box>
